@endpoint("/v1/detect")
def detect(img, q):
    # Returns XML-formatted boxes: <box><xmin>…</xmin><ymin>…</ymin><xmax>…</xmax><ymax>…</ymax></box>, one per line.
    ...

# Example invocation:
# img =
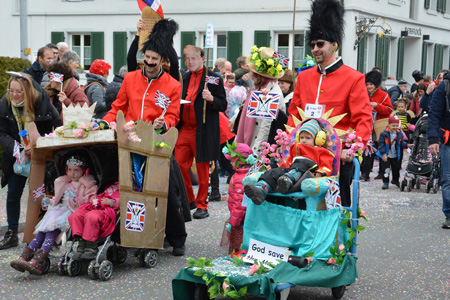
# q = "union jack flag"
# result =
<box><xmin>154</xmin><ymin>90</ymin><xmax>171</xmax><ymax>111</ymax></box>
<box><xmin>125</xmin><ymin>201</ymin><xmax>146</xmax><ymax>232</ymax></box>
<box><xmin>325</xmin><ymin>178</ymin><xmax>341</xmax><ymax>209</ymax></box>
<box><xmin>272</xmin><ymin>52</ymin><xmax>290</xmax><ymax>67</ymax></box>
<box><xmin>205</xmin><ymin>75</ymin><xmax>219</xmax><ymax>85</ymax></box>
<box><xmin>49</xmin><ymin>72</ymin><xmax>64</xmax><ymax>83</ymax></box>
<box><xmin>33</xmin><ymin>184</ymin><xmax>46</xmax><ymax>200</ymax></box>
<box><xmin>364</xmin><ymin>140</ymin><xmax>377</xmax><ymax>156</ymax></box>
<box><xmin>246</xmin><ymin>160</ymin><xmax>263</xmax><ymax>176</ymax></box>
<box><xmin>13</xmin><ymin>141</ymin><xmax>20</xmax><ymax>164</ymax></box>
<box><xmin>246</xmin><ymin>91</ymin><xmax>280</xmax><ymax>121</ymax></box>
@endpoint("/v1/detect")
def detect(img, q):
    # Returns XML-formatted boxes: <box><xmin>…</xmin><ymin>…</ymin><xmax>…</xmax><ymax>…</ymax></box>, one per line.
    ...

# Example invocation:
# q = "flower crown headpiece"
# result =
<box><xmin>222</xmin><ymin>141</ymin><xmax>256</xmax><ymax>168</ymax></box>
<box><xmin>249</xmin><ymin>46</ymin><xmax>283</xmax><ymax>78</ymax></box>
<box><xmin>66</xmin><ymin>156</ymin><xmax>86</xmax><ymax>167</ymax></box>
<box><xmin>297</xmin><ymin>54</ymin><xmax>317</xmax><ymax>74</ymax></box>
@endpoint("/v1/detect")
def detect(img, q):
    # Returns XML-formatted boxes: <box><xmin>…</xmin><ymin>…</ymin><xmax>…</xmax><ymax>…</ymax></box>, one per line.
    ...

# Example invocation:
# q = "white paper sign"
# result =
<box><xmin>205</xmin><ymin>23</ymin><xmax>214</xmax><ymax>48</ymax></box>
<box><xmin>244</xmin><ymin>238</ymin><xmax>290</xmax><ymax>268</ymax></box>
<box><xmin>304</xmin><ymin>103</ymin><xmax>325</xmax><ymax>119</ymax></box>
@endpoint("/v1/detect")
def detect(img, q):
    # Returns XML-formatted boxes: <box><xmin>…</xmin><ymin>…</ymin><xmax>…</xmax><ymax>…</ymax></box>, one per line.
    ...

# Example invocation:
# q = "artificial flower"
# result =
<box><xmin>251</xmin><ymin>45</ymin><xmax>258</xmax><ymax>52</ymax></box>
<box><xmin>267</xmin><ymin>67</ymin><xmax>275</xmax><ymax>75</ymax></box>
<box><xmin>252</xmin><ymin>53</ymin><xmax>258</xmax><ymax>60</ymax></box>
<box><xmin>266</xmin><ymin>58</ymin><xmax>274</xmax><ymax>66</ymax></box>
<box><xmin>124</xmin><ymin>121</ymin><xmax>135</xmax><ymax>131</ymax></box>
<box><xmin>222</xmin><ymin>282</ymin><xmax>229</xmax><ymax>290</ymax></box>
<box><xmin>128</xmin><ymin>132</ymin><xmax>142</xmax><ymax>143</ymax></box>
<box><xmin>276</xmin><ymin>64</ymin><xmax>283</xmax><ymax>72</ymax></box>
<box><xmin>255</xmin><ymin>60</ymin><xmax>261</xmax><ymax>67</ymax></box>
<box><xmin>73</xmin><ymin>129</ymin><xmax>85</xmax><ymax>138</ymax></box>
<box><xmin>327</xmin><ymin>258</ymin><xmax>337</xmax><ymax>264</ymax></box>
<box><xmin>338</xmin><ymin>244</ymin><xmax>345</xmax><ymax>252</ymax></box>
<box><xmin>306</xmin><ymin>256</ymin><xmax>313</xmax><ymax>263</ymax></box>
<box><xmin>110</xmin><ymin>121</ymin><xmax>117</xmax><ymax>130</ymax></box>
<box><xmin>249</xmin><ymin>264</ymin><xmax>260</xmax><ymax>275</ymax></box>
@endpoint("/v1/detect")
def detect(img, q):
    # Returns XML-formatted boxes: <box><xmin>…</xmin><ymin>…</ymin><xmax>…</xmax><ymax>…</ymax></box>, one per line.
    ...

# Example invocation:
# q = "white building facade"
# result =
<box><xmin>1</xmin><ymin>0</ymin><xmax>449</xmax><ymax>83</ymax></box>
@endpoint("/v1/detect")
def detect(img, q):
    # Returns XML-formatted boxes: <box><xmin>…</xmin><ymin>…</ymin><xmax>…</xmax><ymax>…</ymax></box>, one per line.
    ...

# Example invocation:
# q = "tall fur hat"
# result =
<box><xmin>365</xmin><ymin>70</ymin><xmax>382</xmax><ymax>87</ymax></box>
<box><xmin>142</xmin><ymin>18</ymin><xmax>179</xmax><ymax>61</ymax></box>
<box><xmin>308</xmin><ymin>0</ymin><xmax>345</xmax><ymax>47</ymax></box>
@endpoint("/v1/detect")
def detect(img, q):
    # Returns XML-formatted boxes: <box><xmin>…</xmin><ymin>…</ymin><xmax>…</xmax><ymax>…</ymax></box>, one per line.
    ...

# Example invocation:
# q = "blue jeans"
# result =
<box><xmin>441</xmin><ymin>144</ymin><xmax>450</xmax><ymax>217</ymax></box>
<box><xmin>6</xmin><ymin>173</ymin><xmax>28</xmax><ymax>231</ymax></box>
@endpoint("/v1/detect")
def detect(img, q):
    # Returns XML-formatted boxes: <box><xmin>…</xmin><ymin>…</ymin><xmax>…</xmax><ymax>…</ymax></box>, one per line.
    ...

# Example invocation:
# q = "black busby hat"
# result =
<box><xmin>412</xmin><ymin>70</ymin><xmax>424</xmax><ymax>82</ymax></box>
<box><xmin>365</xmin><ymin>70</ymin><xmax>382</xmax><ymax>87</ymax></box>
<box><xmin>142</xmin><ymin>18</ymin><xmax>179</xmax><ymax>61</ymax></box>
<box><xmin>308</xmin><ymin>0</ymin><xmax>345</xmax><ymax>47</ymax></box>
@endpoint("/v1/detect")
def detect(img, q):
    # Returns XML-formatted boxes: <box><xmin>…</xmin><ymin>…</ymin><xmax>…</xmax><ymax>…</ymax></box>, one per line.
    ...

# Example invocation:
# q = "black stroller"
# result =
<box><xmin>400</xmin><ymin>114</ymin><xmax>440</xmax><ymax>193</ymax></box>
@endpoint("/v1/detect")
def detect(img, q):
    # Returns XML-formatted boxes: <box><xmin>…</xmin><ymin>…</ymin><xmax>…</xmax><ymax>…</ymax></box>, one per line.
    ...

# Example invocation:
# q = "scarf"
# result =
<box><xmin>10</xmin><ymin>100</ymin><xmax>32</xmax><ymax>143</ymax></box>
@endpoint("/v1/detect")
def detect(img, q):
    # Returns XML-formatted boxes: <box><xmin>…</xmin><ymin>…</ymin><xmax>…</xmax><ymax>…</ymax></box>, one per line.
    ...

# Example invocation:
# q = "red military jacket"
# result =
<box><xmin>370</xmin><ymin>87</ymin><xmax>393</xmax><ymax>121</ymax></box>
<box><xmin>103</xmin><ymin>69</ymin><xmax>181</xmax><ymax>128</ymax></box>
<box><xmin>287</xmin><ymin>59</ymin><xmax>372</xmax><ymax>145</ymax></box>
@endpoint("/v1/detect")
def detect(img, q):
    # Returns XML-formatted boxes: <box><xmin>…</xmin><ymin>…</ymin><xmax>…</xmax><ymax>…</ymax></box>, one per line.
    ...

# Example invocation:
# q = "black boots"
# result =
<box><xmin>0</xmin><ymin>229</ymin><xmax>18</xmax><ymax>250</ymax></box>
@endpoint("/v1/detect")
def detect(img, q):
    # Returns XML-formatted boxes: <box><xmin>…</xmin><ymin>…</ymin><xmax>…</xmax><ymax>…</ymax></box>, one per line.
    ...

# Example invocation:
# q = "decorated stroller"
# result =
<box><xmin>400</xmin><ymin>114</ymin><xmax>440</xmax><ymax>193</ymax></box>
<box><xmin>24</xmin><ymin>107</ymin><xmax>178</xmax><ymax>280</ymax></box>
<box><xmin>173</xmin><ymin>111</ymin><xmax>363</xmax><ymax>300</ymax></box>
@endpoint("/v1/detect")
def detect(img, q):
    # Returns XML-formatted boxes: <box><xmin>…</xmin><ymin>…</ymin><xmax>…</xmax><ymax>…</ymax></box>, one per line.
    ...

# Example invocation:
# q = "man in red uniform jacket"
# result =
<box><xmin>175</xmin><ymin>45</ymin><xmax>227</xmax><ymax>219</ymax></box>
<box><xmin>361</xmin><ymin>70</ymin><xmax>393</xmax><ymax>181</ymax></box>
<box><xmin>287</xmin><ymin>0</ymin><xmax>372</xmax><ymax>206</ymax></box>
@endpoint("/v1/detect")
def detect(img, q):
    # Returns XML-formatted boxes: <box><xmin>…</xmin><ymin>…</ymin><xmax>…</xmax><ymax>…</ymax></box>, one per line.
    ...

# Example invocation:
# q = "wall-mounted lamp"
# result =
<box><xmin>423</xmin><ymin>35</ymin><xmax>430</xmax><ymax>40</ymax></box>
<box><xmin>400</xmin><ymin>31</ymin><xmax>408</xmax><ymax>37</ymax></box>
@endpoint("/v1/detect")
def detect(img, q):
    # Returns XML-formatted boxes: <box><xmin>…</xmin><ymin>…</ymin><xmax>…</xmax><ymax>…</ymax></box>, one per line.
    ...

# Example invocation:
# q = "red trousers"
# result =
<box><xmin>174</xmin><ymin>127</ymin><xmax>210</xmax><ymax>210</ymax></box>
<box><xmin>68</xmin><ymin>204</ymin><xmax>116</xmax><ymax>242</ymax></box>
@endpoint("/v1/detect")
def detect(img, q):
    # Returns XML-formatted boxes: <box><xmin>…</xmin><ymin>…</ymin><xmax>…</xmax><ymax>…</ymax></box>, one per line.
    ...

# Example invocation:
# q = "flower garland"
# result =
<box><xmin>54</xmin><ymin>121</ymin><xmax>89</xmax><ymax>138</ymax></box>
<box><xmin>343</xmin><ymin>129</ymin><xmax>364</xmax><ymax>163</ymax></box>
<box><xmin>250</xmin><ymin>45</ymin><xmax>283</xmax><ymax>78</ymax></box>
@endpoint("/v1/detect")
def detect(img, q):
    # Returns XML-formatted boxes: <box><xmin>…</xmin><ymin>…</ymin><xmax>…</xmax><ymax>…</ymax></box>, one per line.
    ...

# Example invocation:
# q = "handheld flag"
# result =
<box><xmin>205</xmin><ymin>75</ymin><xmax>219</xmax><ymax>85</ymax></box>
<box><xmin>137</xmin><ymin>0</ymin><xmax>164</xmax><ymax>19</ymax></box>
<box><xmin>33</xmin><ymin>184</ymin><xmax>46</xmax><ymax>200</ymax></box>
<box><xmin>154</xmin><ymin>90</ymin><xmax>171</xmax><ymax>112</ymax></box>
<box><xmin>49</xmin><ymin>72</ymin><xmax>64</xmax><ymax>83</ymax></box>
<box><xmin>13</xmin><ymin>141</ymin><xmax>20</xmax><ymax>164</ymax></box>
<box><xmin>272</xmin><ymin>52</ymin><xmax>290</xmax><ymax>68</ymax></box>
<box><xmin>364</xmin><ymin>140</ymin><xmax>377</xmax><ymax>156</ymax></box>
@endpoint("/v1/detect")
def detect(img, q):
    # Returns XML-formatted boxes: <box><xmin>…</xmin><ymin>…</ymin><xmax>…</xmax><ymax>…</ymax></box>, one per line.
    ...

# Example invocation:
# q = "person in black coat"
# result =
<box><xmin>103</xmin><ymin>65</ymin><xmax>127</xmax><ymax>117</ymax></box>
<box><xmin>23</xmin><ymin>47</ymin><xmax>54</xmax><ymax>85</ymax></box>
<box><xmin>174</xmin><ymin>45</ymin><xmax>227</xmax><ymax>220</ymax></box>
<box><xmin>0</xmin><ymin>72</ymin><xmax>61</xmax><ymax>250</ymax></box>
<box><xmin>387</xmin><ymin>80</ymin><xmax>408</xmax><ymax>106</ymax></box>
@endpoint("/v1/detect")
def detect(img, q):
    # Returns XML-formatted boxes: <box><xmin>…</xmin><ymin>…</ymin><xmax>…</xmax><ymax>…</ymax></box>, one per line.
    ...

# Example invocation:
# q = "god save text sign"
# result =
<box><xmin>244</xmin><ymin>238</ymin><xmax>290</xmax><ymax>268</ymax></box>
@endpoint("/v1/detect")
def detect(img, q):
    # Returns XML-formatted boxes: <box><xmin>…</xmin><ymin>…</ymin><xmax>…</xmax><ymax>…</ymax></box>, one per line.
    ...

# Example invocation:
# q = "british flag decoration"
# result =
<box><xmin>364</xmin><ymin>140</ymin><xmax>377</xmax><ymax>156</ymax></box>
<box><xmin>205</xmin><ymin>75</ymin><xmax>219</xmax><ymax>85</ymax></box>
<box><xmin>13</xmin><ymin>141</ymin><xmax>20</xmax><ymax>164</ymax></box>
<box><xmin>246</xmin><ymin>91</ymin><xmax>280</xmax><ymax>121</ymax></box>
<box><xmin>246</xmin><ymin>160</ymin><xmax>263</xmax><ymax>176</ymax></box>
<box><xmin>325</xmin><ymin>179</ymin><xmax>341</xmax><ymax>209</ymax></box>
<box><xmin>49</xmin><ymin>72</ymin><xmax>64</xmax><ymax>83</ymax></box>
<box><xmin>155</xmin><ymin>90</ymin><xmax>171</xmax><ymax>112</ymax></box>
<box><xmin>125</xmin><ymin>201</ymin><xmax>146</xmax><ymax>232</ymax></box>
<box><xmin>272</xmin><ymin>52</ymin><xmax>290</xmax><ymax>68</ymax></box>
<box><xmin>33</xmin><ymin>184</ymin><xmax>46</xmax><ymax>200</ymax></box>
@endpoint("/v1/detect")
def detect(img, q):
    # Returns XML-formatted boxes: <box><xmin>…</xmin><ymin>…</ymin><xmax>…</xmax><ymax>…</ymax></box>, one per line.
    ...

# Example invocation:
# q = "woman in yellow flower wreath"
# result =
<box><xmin>235</xmin><ymin>46</ymin><xmax>287</xmax><ymax>155</ymax></box>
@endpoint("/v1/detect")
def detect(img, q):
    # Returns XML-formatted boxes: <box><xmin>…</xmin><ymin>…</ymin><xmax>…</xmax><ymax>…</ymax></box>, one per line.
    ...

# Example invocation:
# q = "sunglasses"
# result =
<box><xmin>309</xmin><ymin>41</ymin><xmax>327</xmax><ymax>50</ymax></box>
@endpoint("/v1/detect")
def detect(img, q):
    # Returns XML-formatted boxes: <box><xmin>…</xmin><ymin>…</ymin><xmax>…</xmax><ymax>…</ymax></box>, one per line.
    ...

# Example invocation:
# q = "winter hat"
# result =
<box><xmin>223</xmin><ymin>141</ymin><xmax>256</xmax><ymax>168</ymax></box>
<box><xmin>412</xmin><ymin>70</ymin><xmax>424</xmax><ymax>82</ymax></box>
<box><xmin>388</xmin><ymin>115</ymin><xmax>400</xmax><ymax>124</ymax></box>
<box><xmin>308</xmin><ymin>0</ymin><xmax>345</xmax><ymax>47</ymax></box>
<box><xmin>89</xmin><ymin>59</ymin><xmax>111</xmax><ymax>76</ymax></box>
<box><xmin>397</xmin><ymin>80</ymin><xmax>408</xmax><ymax>87</ymax></box>
<box><xmin>234</xmin><ymin>68</ymin><xmax>249</xmax><ymax>81</ymax></box>
<box><xmin>229</xmin><ymin>86</ymin><xmax>248</xmax><ymax>103</ymax></box>
<box><xmin>143</xmin><ymin>18</ymin><xmax>178</xmax><ymax>61</ymax></box>
<box><xmin>365</xmin><ymin>70</ymin><xmax>382</xmax><ymax>87</ymax></box>
<box><xmin>299</xmin><ymin>119</ymin><xmax>321</xmax><ymax>139</ymax></box>
<box><xmin>279</xmin><ymin>69</ymin><xmax>294</xmax><ymax>84</ymax></box>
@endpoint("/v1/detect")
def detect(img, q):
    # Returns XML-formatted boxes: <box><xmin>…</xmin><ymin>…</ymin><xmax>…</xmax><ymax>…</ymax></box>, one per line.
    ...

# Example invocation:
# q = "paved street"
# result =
<box><xmin>0</xmin><ymin>159</ymin><xmax>449</xmax><ymax>300</ymax></box>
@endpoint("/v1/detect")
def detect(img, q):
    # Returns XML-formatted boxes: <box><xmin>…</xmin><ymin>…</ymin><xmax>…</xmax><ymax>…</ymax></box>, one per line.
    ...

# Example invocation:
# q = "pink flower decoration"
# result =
<box><xmin>123</xmin><ymin>121</ymin><xmax>135</xmax><ymax>131</ymax></box>
<box><xmin>338</xmin><ymin>244</ymin><xmax>345</xmax><ymax>252</ymax></box>
<box><xmin>110</xmin><ymin>122</ymin><xmax>117</xmax><ymax>130</ymax></box>
<box><xmin>347</xmin><ymin>149</ymin><xmax>355</xmax><ymax>155</ymax></box>
<box><xmin>263</xmin><ymin>149</ymin><xmax>270</xmax><ymax>155</ymax></box>
<box><xmin>306</xmin><ymin>256</ymin><xmax>313</xmax><ymax>263</ymax></box>
<box><xmin>73</xmin><ymin>129</ymin><xmax>85</xmax><ymax>138</ymax></box>
<box><xmin>222</xmin><ymin>282</ymin><xmax>229</xmax><ymax>290</ymax></box>
<box><xmin>348</xmin><ymin>132</ymin><xmax>356</xmax><ymax>140</ymax></box>
<box><xmin>128</xmin><ymin>132</ymin><xmax>142</xmax><ymax>143</ymax></box>
<box><xmin>249</xmin><ymin>264</ymin><xmax>260</xmax><ymax>275</ymax></box>
<box><xmin>360</xmin><ymin>210</ymin><xmax>366</xmax><ymax>217</ymax></box>
<box><xmin>327</xmin><ymin>258</ymin><xmax>337</xmax><ymax>264</ymax></box>
<box><xmin>78</xmin><ymin>123</ymin><xmax>87</xmax><ymax>130</ymax></box>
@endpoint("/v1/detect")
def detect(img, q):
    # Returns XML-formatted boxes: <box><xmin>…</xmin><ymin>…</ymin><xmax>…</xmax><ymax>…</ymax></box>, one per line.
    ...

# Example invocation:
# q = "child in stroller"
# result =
<box><xmin>244</xmin><ymin>119</ymin><xmax>335</xmax><ymax>205</ymax></box>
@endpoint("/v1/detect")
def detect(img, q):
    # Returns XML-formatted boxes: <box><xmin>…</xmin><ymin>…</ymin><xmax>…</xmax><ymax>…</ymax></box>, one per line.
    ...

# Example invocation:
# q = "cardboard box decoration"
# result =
<box><xmin>24</xmin><ymin>110</ymin><xmax>178</xmax><ymax>251</ymax></box>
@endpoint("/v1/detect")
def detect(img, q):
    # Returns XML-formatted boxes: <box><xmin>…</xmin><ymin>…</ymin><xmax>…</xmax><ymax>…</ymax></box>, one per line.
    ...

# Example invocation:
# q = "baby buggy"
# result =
<box><xmin>173</xmin><ymin>114</ymin><xmax>362</xmax><ymax>300</ymax></box>
<box><xmin>400</xmin><ymin>114</ymin><xmax>440</xmax><ymax>193</ymax></box>
<box><xmin>24</xmin><ymin>110</ymin><xmax>178</xmax><ymax>280</ymax></box>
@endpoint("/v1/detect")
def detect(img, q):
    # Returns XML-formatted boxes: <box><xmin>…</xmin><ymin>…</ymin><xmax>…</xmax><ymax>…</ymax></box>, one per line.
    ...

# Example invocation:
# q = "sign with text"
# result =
<box><xmin>246</xmin><ymin>91</ymin><xmax>280</xmax><ymax>121</ymax></box>
<box><xmin>205</xmin><ymin>23</ymin><xmax>214</xmax><ymax>48</ymax></box>
<box><xmin>244</xmin><ymin>238</ymin><xmax>290</xmax><ymax>268</ymax></box>
<box><xmin>304</xmin><ymin>103</ymin><xmax>325</xmax><ymax>119</ymax></box>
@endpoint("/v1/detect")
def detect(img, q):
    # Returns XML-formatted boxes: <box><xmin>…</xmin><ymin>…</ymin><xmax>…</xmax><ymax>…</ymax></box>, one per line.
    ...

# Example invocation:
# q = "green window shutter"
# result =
<box><xmin>375</xmin><ymin>35</ymin><xmax>383</xmax><ymax>70</ymax></box>
<box><xmin>305</xmin><ymin>30</ymin><xmax>312</xmax><ymax>57</ymax></box>
<box><xmin>254</xmin><ymin>31</ymin><xmax>271</xmax><ymax>48</ymax></box>
<box><xmin>113</xmin><ymin>32</ymin><xmax>127</xmax><ymax>74</ymax></box>
<box><xmin>443</xmin><ymin>0</ymin><xmax>447</xmax><ymax>12</ymax></box>
<box><xmin>434</xmin><ymin>44</ymin><xmax>444</xmax><ymax>76</ymax></box>
<box><xmin>180</xmin><ymin>31</ymin><xmax>196</xmax><ymax>70</ymax></box>
<box><xmin>425</xmin><ymin>0</ymin><xmax>430</xmax><ymax>9</ymax></box>
<box><xmin>357</xmin><ymin>34</ymin><xmax>366</xmax><ymax>73</ymax></box>
<box><xmin>382</xmin><ymin>36</ymin><xmax>390</xmax><ymax>80</ymax></box>
<box><xmin>421</xmin><ymin>42</ymin><xmax>428</xmax><ymax>73</ymax></box>
<box><xmin>51</xmin><ymin>32</ymin><xmax>64</xmax><ymax>45</ymax></box>
<box><xmin>396</xmin><ymin>38</ymin><xmax>405</xmax><ymax>80</ymax></box>
<box><xmin>227</xmin><ymin>31</ymin><xmax>242</xmax><ymax>71</ymax></box>
<box><xmin>91</xmin><ymin>32</ymin><xmax>104</xmax><ymax>62</ymax></box>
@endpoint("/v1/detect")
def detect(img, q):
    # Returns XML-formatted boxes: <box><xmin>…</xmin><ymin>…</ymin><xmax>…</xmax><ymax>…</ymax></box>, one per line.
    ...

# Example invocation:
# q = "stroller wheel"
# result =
<box><xmin>143</xmin><ymin>250</ymin><xmax>158</xmax><ymax>268</ymax></box>
<box><xmin>98</xmin><ymin>260</ymin><xmax>113</xmax><ymax>281</ymax></box>
<box><xmin>57</xmin><ymin>256</ymin><xmax>67</xmax><ymax>276</ymax></box>
<box><xmin>416</xmin><ymin>180</ymin><xmax>421</xmax><ymax>189</ymax></box>
<box><xmin>41</xmin><ymin>257</ymin><xmax>51</xmax><ymax>275</ymax></box>
<box><xmin>400</xmin><ymin>180</ymin><xmax>406</xmax><ymax>191</ymax></box>
<box><xmin>331</xmin><ymin>285</ymin><xmax>346</xmax><ymax>299</ymax></box>
<box><xmin>116</xmin><ymin>247</ymin><xmax>128</xmax><ymax>264</ymax></box>
<box><xmin>433</xmin><ymin>181</ymin><xmax>439</xmax><ymax>194</ymax></box>
<box><xmin>426</xmin><ymin>181</ymin><xmax>432</xmax><ymax>193</ymax></box>
<box><xmin>67</xmin><ymin>259</ymin><xmax>82</xmax><ymax>277</ymax></box>
<box><xmin>107</xmin><ymin>245</ymin><xmax>128</xmax><ymax>264</ymax></box>
<box><xmin>407</xmin><ymin>180</ymin><xmax>413</xmax><ymax>192</ymax></box>
<box><xmin>194</xmin><ymin>283</ymin><xmax>211</xmax><ymax>300</ymax></box>
<box><xmin>88</xmin><ymin>260</ymin><xmax>99</xmax><ymax>280</ymax></box>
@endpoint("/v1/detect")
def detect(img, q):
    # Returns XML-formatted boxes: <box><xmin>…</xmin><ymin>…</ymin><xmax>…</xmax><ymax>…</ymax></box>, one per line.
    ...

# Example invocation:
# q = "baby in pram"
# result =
<box><xmin>244</xmin><ymin>119</ymin><xmax>335</xmax><ymax>205</ymax></box>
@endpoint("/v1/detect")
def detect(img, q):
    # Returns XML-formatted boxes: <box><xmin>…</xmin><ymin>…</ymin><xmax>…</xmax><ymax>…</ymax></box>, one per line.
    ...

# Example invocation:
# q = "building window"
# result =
<box><xmin>276</xmin><ymin>33</ymin><xmax>305</xmax><ymax>70</ymax></box>
<box><xmin>71</xmin><ymin>34</ymin><xmax>91</xmax><ymax>70</ymax></box>
<box><xmin>202</xmin><ymin>33</ymin><xmax>227</xmax><ymax>69</ymax></box>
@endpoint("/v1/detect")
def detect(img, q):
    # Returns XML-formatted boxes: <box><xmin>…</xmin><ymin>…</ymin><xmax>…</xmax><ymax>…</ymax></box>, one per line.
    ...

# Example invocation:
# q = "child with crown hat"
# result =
<box><xmin>244</xmin><ymin>119</ymin><xmax>335</xmax><ymax>205</ymax></box>
<box><xmin>10</xmin><ymin>154</ymin><xmax>98</xmax><ymax>275</ymax></box>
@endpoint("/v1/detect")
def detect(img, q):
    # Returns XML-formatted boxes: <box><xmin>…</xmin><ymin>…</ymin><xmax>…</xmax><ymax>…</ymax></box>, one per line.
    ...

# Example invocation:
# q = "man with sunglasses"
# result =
<box><xmin>287</xmin><ymin>0</ymin><xmax>372</xmax><ymax>207</ymax></box>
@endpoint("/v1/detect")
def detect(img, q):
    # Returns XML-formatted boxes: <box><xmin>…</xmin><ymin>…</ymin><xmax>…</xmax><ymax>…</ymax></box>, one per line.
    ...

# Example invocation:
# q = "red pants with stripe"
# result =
<box><xmin>174</xmin><ymin>127</ymin><xmax>210</xmax><ymax>210</ymax></box>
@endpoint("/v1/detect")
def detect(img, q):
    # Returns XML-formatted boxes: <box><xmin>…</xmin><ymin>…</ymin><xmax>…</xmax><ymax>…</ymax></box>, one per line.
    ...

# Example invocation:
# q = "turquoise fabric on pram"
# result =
<box><xmin>242</xmin><ymin>201</ymin><xmax>341</xmax><ymax>260</ymax></box>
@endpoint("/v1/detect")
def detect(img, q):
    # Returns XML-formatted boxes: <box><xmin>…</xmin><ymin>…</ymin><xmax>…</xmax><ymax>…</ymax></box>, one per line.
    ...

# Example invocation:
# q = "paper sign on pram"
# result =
<box><xmin>243</xmin><ymin>238</ymin><xmax>290</xmax><ymax>268</ymax></box>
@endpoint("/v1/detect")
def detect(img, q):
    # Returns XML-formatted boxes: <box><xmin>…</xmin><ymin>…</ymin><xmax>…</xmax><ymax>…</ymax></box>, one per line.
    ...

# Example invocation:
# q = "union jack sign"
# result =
<box><xmin>125</xmin><ymin>201</ymin><xmax>146</xmax><ymax>232</ymax></box>
<box><xmin>246</xmin><ymin>91</ymin><xmax>280</xmax><ymax>121</ymax></box>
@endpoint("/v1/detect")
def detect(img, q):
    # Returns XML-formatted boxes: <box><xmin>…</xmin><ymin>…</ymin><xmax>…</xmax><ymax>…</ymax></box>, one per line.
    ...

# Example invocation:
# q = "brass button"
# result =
<box><xmin>320</xmin><ymin>90</ymin><xmax>324</xmax><ymax>93</ymax></box>
<box><xmin>144</xmin><ymin>106</ymin><xmax>147</xmax><ymax>109</ymax></box>
<box><xmin>323</xmin><ymin>76</ymin><xmax>327</xmax><ymax>79</ymax></box>
<box><xmin>146</xmin><ymin>93</ymin><xmax>149</xmax><ymax>96</ymax></box>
